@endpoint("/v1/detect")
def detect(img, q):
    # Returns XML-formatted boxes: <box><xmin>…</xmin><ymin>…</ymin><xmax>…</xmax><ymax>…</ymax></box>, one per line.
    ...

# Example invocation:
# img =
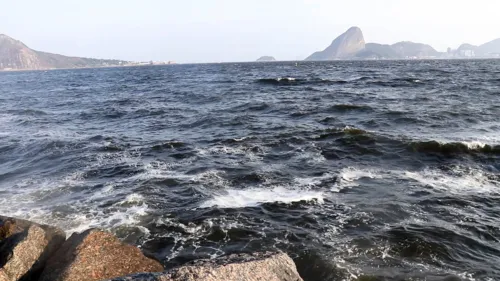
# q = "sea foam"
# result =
<box><xmin>200</xmin><ymin>186</ymin><xmax>324</xmax><ymax>209</ymax></box>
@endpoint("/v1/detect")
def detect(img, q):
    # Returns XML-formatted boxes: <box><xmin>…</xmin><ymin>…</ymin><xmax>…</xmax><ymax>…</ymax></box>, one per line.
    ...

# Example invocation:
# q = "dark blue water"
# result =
<box><xmin>1</xmin><ymin>60</ymin><xmax>499</xmax><ymax>281</ymax></box>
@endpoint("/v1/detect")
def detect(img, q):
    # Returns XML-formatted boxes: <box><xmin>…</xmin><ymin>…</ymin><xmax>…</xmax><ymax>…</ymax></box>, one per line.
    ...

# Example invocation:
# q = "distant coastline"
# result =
<box><xmin>2</xmin><ymin>28</ymin><xmax>500</xmax><ymax>71</ymax></box>
<box><xmin>0</xmin><ymin>61</ymin><xmax>179</xmax><ymax>72</ymax></box>
<box><xmin>4</xmin><ymin>57</ymin><xmax>500</xmax><ymax>73</ymax></box>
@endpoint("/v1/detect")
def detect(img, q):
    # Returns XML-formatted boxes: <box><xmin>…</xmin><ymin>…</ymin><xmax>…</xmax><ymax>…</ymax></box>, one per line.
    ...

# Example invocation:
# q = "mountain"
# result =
<box><xmin>306</xmin><ymin>27</ymin><xmax>442</xmax><ymax>60</ymax></box>
<box><xmin>0</xmin><ymin>34</ymin><xmax>128</xmax><ymax>70</ymax></box>
<box><xmin>457</xmin><ymin>43</ymin><xmax>478</xmax><ymax>51</ymax></box>
<box><xmin>305</xmin><ymin>27</ymin><xmax>365</xmax><ymax>60</ymax></box>
<box><xmin>355</xmin><ymin>43</ymin><xmax>399</xmax><ymax>59</ymax></box>
<box><xmin>478</xmin><ymin>38</ymin><xmax>500</xmax><ymax>55</ymax></box>
<box><xmin>448</xmin><ymin>38</ymin><xmax>500</xmax><ymax>58</ymax></box>
<box><xmin>391</xmin><ymin>41</ymin><xmax>440</xmax><ymax>58</ymax></box>
<box><xmin>354</xmin><ymin>42</ymin><xmax>439</xmax><ymax>59</ymax></box>
<box><xmin>256</xmin><ymin>56</ymin><xmax>276</xmax><ymax>62</ymax></box>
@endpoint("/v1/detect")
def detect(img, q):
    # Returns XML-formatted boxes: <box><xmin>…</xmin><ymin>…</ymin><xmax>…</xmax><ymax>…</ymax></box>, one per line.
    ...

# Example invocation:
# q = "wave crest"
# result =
<box><xmin>409</xmin><ymin>140</ymin><xmax>500</xmax><ymax>155</ymax></box>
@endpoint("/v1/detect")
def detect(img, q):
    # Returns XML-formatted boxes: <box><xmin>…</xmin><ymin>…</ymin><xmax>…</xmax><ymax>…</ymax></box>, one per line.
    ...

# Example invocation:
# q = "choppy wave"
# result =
<box><xmin>314</xmin><ymin>126</ymin><xmax>500</xmax><ymax>158</ymax></box>
<box><xmin>369</xmin><ymin>77</ymin><xmax>425</xmax><ymax>87</ymax></box>
<box><xmin>336</xmin><ymin>167</ymin><xmax>383</xmax><ymax>189</ymax></box>
<box><xmin>409</xmin><ymin>140</ymin><xmax>500</xmax><ymax>155</ymax></box>
<box><xmin>405</xmin><ymin>166</ymin><xmax>500</xmax><ymax>195</ymax></box>
<box><xmin>256</xmin><ymin>77</ymin><xmax>347</xmax><ymax>86</ymax></box>
<box><xmin>329</xmin><ymin>104</ymin><xmax>373</xmax><ymax>112</ymax></box>
<box><xmin>1</xmin><ymin>60</ymin><xmax>499</xmax><ymax>280</ymax></box>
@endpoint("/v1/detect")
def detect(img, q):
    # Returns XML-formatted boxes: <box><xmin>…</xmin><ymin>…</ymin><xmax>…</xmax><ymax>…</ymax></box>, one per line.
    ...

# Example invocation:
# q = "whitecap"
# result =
<box><xmin>337</xmin><ymin>167</ymin><xmax>383</xmax><ymax>188</ymax></box>
<box><xmin>121</xmin><ymin>193</ymin><xmax>145</xmax><ymax>204</ymax></box>
<box><xmin>460</xmin><ymin>140</ymin><xmax>488</xmax><ymax>149</ymax></box>
<box><xmin>294</xmin><ymin>172</ymin><xmax>336</xmax><ymax>187</ymax></box>
<box><xmin>404</xmin><ymin>167</ymin><xmax>499</xmax><ymax>195</ymax></box>
<box><xmin>200</xmin><ymin>186</ymin><xmax>324</xmax><ymax>209</ymax></box>
<box><xmin>277</xmin><ymin>77</ymin><xmax>296</xmax><ymax>81</ymax></box>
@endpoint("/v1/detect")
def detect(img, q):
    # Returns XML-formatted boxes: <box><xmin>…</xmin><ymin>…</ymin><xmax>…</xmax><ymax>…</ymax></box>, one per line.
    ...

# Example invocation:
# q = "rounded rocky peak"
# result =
<box><xmin>341</xmin><ymin>27</ymin><xmax>365</xmax><ymax>43</ymax></box>
<box><xmin>346</xmin><ymin>26</ymin><xmax>362</xmax><ymax>33</ymax></box>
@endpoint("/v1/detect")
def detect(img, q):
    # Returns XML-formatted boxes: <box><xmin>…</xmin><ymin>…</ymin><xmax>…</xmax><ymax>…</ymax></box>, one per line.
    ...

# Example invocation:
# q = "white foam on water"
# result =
<box><xmin>0</xmin><ymin>169</ymin><xmax>86</xmax><ymax>204</ymax></box>
<box><xmin>293</xmin><ymin>167</ymin><xmax>386</xmax><ymax>193</ymax></box>
<box><xmin>151</xmin><ymin>217</ymin><xmax>238</xmax><ymax>261</ymax></box>
<box><xmin>294</xmin><ymin>172</ymin><xmax>335</xmax><ymax>187</ymax></box>
<box><xmin>61</xmin><ymin>202</ymin><xmax>151</xmax><ymax>234</ymax></box>
<box><xmin>277</xmin><ymin>77</ymin><xmax>296</xmax><ymax>81</ymax></box>
<box><xmin>0</xmin><ymin>159</ymin><xmax>153</xmax><ymax>235</ymax></box>
<box><xmin>336</xmin><ymin>167</ymin><xmax>383</xmax><ymax>189</ymax></box>
<box><xmin>121</xmin><ymin>193</ymin><xmax>145</xmax><ymax>204</ymax></box>
<box><xmin>89</xmin><ymin>184</ymin><xmax>115</xmax><ymax>200</ymax></box>
<box><xmin>232</xmin><ymin>136</ymin><xmax>250</xmax><ymax>142</ymax></box>
<box><xmin>404</xmin><ymin>167</ymin><xmax>499</xmax><ymax>195</ymax></box>
<box><xmin>200</xmin><ymin>186</ymin><xmax>324</xmax><ymax>209</ymax></box>
<box><xmin>295</xmin><ymin>150</ymin><xmax>326</xmax><ymax>164</ymax></box>
<box><xmin>156</xmin><ymin>217</ymin><xmax>209</xmax><ymax>235</ymax></box>
<box><xmin>129</xmin><ymin>160</ymin><xmax>193</xmax><ymax>181</ymax></box>
<box><xmin>32</xmin><ymin>128</ymin><xmax>82</xmax><ymax>141</ymax></box>
<box><xmin>431</xmin><ymin>139</ymin><xmax>491</xmax><ymax>150</ymax></box>
<box><xmin>460</xmin><ymin>140</ymin><xmax>488</xmax><ymax>149</ymax></box>
<box><xmin>196</xmin><ymin>145</ymin><xmax>264</xmax><ymax>162</ymax></box>
<box><xmin>332</xmin><ymin>166</ymin><xmax>499</xmax><ymax>196</ymax></box>
<box><xmin>192</xmin><ymin>170</ymin><xmax>230</xmax><ymax>187</ymax></box>
<box><xmin>0</xmin><ymin>189</ymin><xmax>152</xmax><ymax>236</ymax></box>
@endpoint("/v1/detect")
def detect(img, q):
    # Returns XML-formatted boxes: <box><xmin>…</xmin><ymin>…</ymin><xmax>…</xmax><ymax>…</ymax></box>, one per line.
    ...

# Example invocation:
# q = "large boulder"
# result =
<box><xmin>0</xmin><ymin>216</ymin><xmax>66</xmax><ymax>281</ymax></box>
<box><xmin>39</xmin><ymin>229</ymin><xmax>163</xmax><ymax>281</ymax></box>
<box><xmin>106</xmin><ymin>252</ymin><xmax>303</xmax><ymax>281</ymax></box>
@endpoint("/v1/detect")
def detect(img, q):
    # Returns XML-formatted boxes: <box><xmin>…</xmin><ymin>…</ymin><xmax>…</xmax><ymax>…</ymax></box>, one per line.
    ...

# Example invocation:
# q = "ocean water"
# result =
<box><xmin>0</xmin><ymin>60</ymin><xmax>499</xmax><ymax>281</ymax></box>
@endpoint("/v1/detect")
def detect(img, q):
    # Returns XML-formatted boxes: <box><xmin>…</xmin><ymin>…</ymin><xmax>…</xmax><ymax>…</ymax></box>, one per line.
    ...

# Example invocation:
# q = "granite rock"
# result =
<box><xmin>105</xmin><ymin>252</ymin><xmax>303</xmax><ymax>281</ymax></box>
<box><xmin>39</xmin><ymin>229</ymin><xmax>163</xmax><ymax>281</ymax></box>
<box><xmin>0</xmin><ymin>216</ymin><xmax>66</xmax><ymax>281</ymax></box>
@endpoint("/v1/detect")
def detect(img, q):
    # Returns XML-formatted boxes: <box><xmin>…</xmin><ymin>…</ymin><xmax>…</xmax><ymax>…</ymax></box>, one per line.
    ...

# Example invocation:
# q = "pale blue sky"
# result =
<box><xmin>2</xmin><ymin>0</ymin><xmax>499</xmax><ymax>63</ymax></box>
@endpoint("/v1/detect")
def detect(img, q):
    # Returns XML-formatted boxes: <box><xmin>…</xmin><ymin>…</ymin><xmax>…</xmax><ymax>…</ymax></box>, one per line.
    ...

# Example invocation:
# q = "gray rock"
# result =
<box><xmin>0</xmin><ymin>216</ymin><xmax>66</xmax><ymax>281</ymax></box>
<box><xmin>106</xmin><ymin>252</ymin><xmax>303</xmax><ymax>281</ymax></box>
<box><xmin>39</xmin><ymin>229</ymin><xmax>163</xmax><ymax>281</ymax></box>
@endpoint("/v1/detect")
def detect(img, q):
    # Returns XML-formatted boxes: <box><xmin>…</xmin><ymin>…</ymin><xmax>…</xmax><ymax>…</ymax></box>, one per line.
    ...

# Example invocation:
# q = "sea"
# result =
<box><xmin>0</xmin><ymin>60</ymin><xmax>499</xmax><ymax>281</ymax></box>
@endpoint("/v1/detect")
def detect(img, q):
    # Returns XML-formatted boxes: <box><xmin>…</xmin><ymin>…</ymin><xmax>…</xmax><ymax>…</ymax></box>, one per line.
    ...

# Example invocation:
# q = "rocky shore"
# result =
<box><xmin>0</xmin><ymin>215</ymin><xmax>303</xmax><ymax>281</ymax></box>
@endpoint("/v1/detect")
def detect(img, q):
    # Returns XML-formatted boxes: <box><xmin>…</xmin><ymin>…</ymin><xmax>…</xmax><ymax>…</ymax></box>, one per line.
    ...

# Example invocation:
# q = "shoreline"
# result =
<box><xmin>1</xmin><ymin>57</ymin><xmax>500</xmax><ymax>73</ymax></box>
<box><xmin>0</xmin><ymin>215</ymin><xmax>304</xmax><ymax>281</ymax></box>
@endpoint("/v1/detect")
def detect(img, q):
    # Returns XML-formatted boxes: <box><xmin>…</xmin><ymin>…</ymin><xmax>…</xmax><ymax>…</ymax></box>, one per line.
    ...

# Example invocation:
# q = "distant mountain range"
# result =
<box><xmin>0</xmin><ymin>34</ymin><xmax>129</xmax><ymax>71</ymax></box>
<box><xmin>1</xmin><ymin>29</ymin><xmax>500</xmax><ymax>71</ymax></box>
<box><xmin>305</xmin><ymin>27</ymin><xmax>500</xmax><ymax>60</ymax></box>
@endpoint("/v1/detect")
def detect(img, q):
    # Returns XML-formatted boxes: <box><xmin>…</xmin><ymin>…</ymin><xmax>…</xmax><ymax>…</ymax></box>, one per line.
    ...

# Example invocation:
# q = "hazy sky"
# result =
<box><xmin>2</xmin><ymin>0</ymin><xmax>499</xmax><ymax>63</ymax></box>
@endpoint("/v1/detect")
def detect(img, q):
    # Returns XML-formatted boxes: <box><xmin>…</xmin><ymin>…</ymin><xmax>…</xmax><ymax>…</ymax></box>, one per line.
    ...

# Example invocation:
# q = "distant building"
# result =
<box><xmin>459</xmin><ymin>50</ymin><xmax>475</xmax><ymax>57</ymax></box>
